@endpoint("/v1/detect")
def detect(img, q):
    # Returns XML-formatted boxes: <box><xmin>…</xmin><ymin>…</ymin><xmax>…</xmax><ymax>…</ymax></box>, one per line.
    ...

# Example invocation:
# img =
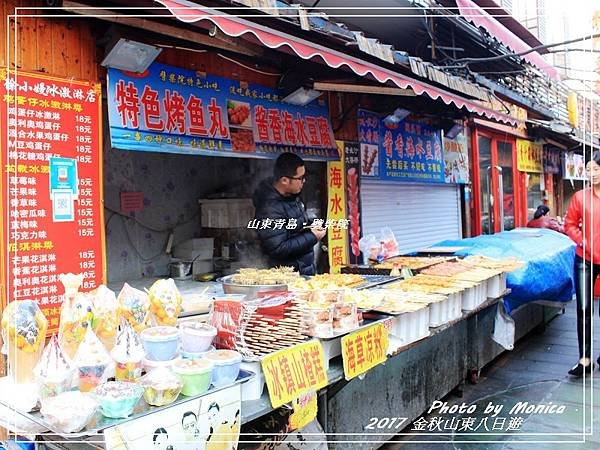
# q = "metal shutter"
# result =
<box><xmin>360</xmin><ymin>180</ymin><xmax>462</xmax><ymax>254</ymax></box>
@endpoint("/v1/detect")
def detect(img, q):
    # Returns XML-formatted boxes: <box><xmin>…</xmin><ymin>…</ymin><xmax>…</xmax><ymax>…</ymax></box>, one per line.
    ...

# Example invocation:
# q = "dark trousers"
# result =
<box><xmin>574</xmin><ymin>255</ymin><xmax>600</xmax><ymax>359</ymax></box>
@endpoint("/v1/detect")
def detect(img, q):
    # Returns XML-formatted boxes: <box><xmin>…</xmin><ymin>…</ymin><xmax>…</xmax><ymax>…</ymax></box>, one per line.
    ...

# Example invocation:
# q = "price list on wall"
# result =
<box><xmin>0</xmin><ymin>69</ymin><xmax>105</xmax><ymax>332</ymax></box>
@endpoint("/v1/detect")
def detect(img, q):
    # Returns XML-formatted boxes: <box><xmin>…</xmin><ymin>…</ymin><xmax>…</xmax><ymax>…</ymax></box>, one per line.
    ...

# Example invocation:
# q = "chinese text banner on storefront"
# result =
<box><xmin>107</xmin><ymin>63</ymin><xmax>338</xmax><ymax>160</ymax></box>
<box><xmin>0</xmin><ymin>69</ymin><xmax>105</xmax><ymax>332</ymax></box>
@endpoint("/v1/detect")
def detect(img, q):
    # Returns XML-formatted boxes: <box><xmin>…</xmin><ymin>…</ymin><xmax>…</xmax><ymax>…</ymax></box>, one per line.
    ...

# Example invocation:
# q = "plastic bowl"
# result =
<box><xmin>94</xmin><ymin>381</ymin><xmax>144</xmax><ymax>419</ymax></box>
<box><xmin>180</xmin><ymin>322</ymin><xmax>217</xmax><ymax>353</ymax></box>
<box><xmin>172</xmin><ymin>359</ymin><xmax>213</xmax><ymax>396</ymax></box>
<box><xmin>140</xmin><ymin>326</ymin><xmax>180</xmax><ymax>361</ymax></box>
<box><xmin>181</xmin><ymin>346</ymin><xmax>215</xmax><ymax>360</ymax></box>
<box><xmin>203</xmin><ymin>350</ymin><xmax>242</xmax><ymax>388</ymax></box>
<box><xmin>40</xmin><ymin>391</ymin><xmax>98</xmax><ymax>433</ymax></box>
<box><xmin>139</xmin><ymin>368</ymin><xmax>183</xmax><ymax>406</ymax></box>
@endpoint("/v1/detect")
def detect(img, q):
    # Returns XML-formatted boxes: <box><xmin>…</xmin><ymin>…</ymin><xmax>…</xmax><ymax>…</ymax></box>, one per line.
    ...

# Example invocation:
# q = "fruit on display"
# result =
<box><xmin>117</xmin><ymin>283</ymin><xmax>151</xmax><ymax>333</ymax></box>
<box><xmin>1</xmin><ymin>300</ymin><xmax>48</xmax><ymax>383</ymax></box>
<box><xmin>73</xmin><ymin>327</ymin><xmax>113</xmax><ymax>393</ymax></box>
<box><xmin>58</xmin><ymin>291</ymin><xmax>94</xmax><ymax>360</ymax></box>
<box><xmin>148</xmin><ymin>278</ymin><xmax>182</xmax><ymax>326</ymax></box>
<box><xmin>91</xmin><ymin>285</ymin><xmax>119</xmax><ymax>351</ymax></box>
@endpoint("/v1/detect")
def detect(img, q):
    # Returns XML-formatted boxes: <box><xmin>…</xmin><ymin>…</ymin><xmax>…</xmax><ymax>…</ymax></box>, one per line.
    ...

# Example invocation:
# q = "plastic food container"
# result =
<box><xmin>180</xmin><ymin>322</ymin><xmax>217</xmax><ymax>353</ymax></box>
<box><xmin>173</xmin><ymin>359</ymin><xmax>214</xmax><ymax>396</ymax></box>
<box><xmin>181</xmin><ymin>346</ymin><xmax>215</xmax><ymax>360</ymax></box>
<box><xmin>78</xmin><ymin>362</ymin><xmax>111</xmax><ymax>393</ymax></box>
<box><xmin>139</xmin><ymin>367</ymin><xmax>183</xmax><ymax>406</ymax></box>
<box><xmin>140</xmin><ymin>326</ymin><xmax>180</xmax><ymax>361</ymax></box>
<box><xmin>95</xmin><ymin>381</ymin><xmax>144</xmax><ymax>419</ymax></box>
<box><xmin>143</xmin><ymin>354</ymin><xmax>181</xmax><ymax>372</ymax></box>
<box><xmin>40</xmin><ymin>391</ymin><xmax>98</xmax><ymax>433</ymax></box>
<box><xmin>204</xmin><ymin>350</ymin><xmax>242</xmax><ymax>388</ymax></box>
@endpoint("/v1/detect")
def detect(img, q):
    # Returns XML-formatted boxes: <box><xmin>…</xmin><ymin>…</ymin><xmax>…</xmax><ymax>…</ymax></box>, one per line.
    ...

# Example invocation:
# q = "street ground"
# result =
<box><xmin>383</xmin><ymin>300</ymin><xmax>600</xmax><ymax>450</ymax></box>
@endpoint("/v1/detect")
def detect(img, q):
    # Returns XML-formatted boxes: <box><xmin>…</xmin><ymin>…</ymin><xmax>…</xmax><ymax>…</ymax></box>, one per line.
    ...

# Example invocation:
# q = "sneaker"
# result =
<box><xmin>568</xmin><ymin>363</ymin><xmax>593</xmax><ymax>377</ymax></box>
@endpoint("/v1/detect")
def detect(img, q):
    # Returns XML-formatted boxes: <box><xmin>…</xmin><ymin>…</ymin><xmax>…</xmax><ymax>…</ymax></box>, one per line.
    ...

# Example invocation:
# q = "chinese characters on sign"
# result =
<box><xmin>380</xmin><ymin>119</ymin><xmax>445</xmax><ymax>182</ymax></box>
<box><xmin>261</xmin><ymin>340</ymin><xmax>328</xmax><ymax>408</ymax></box>
<box><xmin>443</xmin><ymin>134</ymin><xmax>469</xmax><ymax>184</ymax></box>
<box><xmin>516</xmin><ymin>139</ymin><xmax>542</xmax><ymax>173</ymax></box>
<box><xmin>327</xmin><ymin>145</ymin><xmax>349</xmax><ymax>273</ymax></box>
<box><xmin>0</xmin><ymin>69</ymin><xmax>105</xmax><ymax>332</ymax></box>
<box><xmin>358</xmin><ymin>109</ymin><xmax>379</xmax><ymax>177</ymax></box>
<box><xmin>341</xmin><ymin>323</ymin><xmax>389</xmax><ymax>380</ymax></box>
<box><xmin>107</xmin><ymin>63</ymin><xmax>338</xmax><ymax>160</ymax></box>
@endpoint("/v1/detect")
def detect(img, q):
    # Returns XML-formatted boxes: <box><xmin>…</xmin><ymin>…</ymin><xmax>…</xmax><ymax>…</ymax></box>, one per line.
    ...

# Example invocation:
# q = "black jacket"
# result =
<box><xmin>252</xmin><ymin>178</ymin><xmax>317</xmax><ymax>275</ymax></box>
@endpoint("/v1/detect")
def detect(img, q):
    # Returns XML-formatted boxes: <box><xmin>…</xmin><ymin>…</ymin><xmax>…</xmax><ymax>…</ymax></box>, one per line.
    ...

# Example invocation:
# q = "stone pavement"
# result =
<box><xmin>383</xmin><ymin>300</ymin><xmax>600</xmax><ymax>450</ymax></box>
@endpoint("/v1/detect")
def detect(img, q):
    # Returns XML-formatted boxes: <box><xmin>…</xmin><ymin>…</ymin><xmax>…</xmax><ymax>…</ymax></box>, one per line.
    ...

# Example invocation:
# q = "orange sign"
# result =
<box><xmin>341</xmin><ymin>323</ymin><xmax>389</xmax><ymax>380</ymax></box>
<box><xmin>261</xmin><ymin>340</ymin><xmax>328</xmax><ymax>408</ymax></box>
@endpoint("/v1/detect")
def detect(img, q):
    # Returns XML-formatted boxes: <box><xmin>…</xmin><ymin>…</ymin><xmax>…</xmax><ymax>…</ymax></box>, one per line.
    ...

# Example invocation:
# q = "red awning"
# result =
<box><xmin>156</xmin><ymin>0</ymin><xmax>519</xmax><ymax>126</ymax></box>
<box><xmin>455</xmin><ymin>0</ymin><xmax>560</xmax><ymax>80</ymax></box>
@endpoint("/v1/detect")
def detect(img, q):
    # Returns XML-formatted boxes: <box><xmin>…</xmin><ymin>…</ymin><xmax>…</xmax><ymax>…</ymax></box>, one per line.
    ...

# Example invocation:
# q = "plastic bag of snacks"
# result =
<box><xmin>358</xmin><ymin>234</ymin><xmax>380</xmax><ymax>263</ymax></box>
<box><xmin>117</xmin><ymin>283</ymin><xmax>151</xmax><ymax>333</ymax></box>
<box><xmin>34</xmin><ymin>334</ymin><xmax>75</xmax><ymax>399</ymax></box>
<box><xmin>58</xmin><ymin>291</ymin><xmax>94</xmax><ymax>360</ymax></box>
<box><xmin>111</xmin><ymin>320</ymin><xmax>145</xmax><ymax>382</ymax></box>
<box><xmin>208</xmin><ymin>294</ymin><xmax>245</xmax><ymax>349</ymax></box>
<box><xmin>148</xmin><ymin>278</ymin><xmax>182</xmax><ymax>326</ymax></box>
<box><xmin>380</xmin><ymin>227</ymin><xmax>400</xmax><ymax>258</ymax></box>
<box><xmin>1</xmin><ymin>300</ymin><xmax>48</xmax><ymax>383</ymax></box>
<box><xmin>91</xmin><ymin>285</ymin><xmax>119</xmax><ymax>351</ymax></box>
<box><xmin>73</xmin><ymin>327</ymin><xmax>113</xmax><ymax>392</ymax></box>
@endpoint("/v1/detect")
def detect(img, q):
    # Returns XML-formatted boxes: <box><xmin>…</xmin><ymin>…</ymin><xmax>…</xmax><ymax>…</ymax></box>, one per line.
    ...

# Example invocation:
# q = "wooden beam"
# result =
<box><xmin>313</xmin><ymin>81</ymin><xmax>416</xmax><ymax>96</ymax></box>
<box><xmin>61</xmin><ymin>1</ymin><xmax>265</xmax><ymax>58</ymax></box>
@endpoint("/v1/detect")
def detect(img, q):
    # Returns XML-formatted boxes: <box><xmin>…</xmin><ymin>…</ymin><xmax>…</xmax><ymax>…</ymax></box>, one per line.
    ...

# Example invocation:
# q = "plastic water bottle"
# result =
<box><xmin>376</xmin><ymin>241</ymin><xmax>385</xmax><ymax>264</ymax></box>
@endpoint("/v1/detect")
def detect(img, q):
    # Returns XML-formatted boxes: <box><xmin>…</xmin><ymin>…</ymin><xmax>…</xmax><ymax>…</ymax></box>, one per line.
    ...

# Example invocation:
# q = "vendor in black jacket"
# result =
<box><xmin>252</xmin><ymin>153</ymin><xmax>326</xmax><ymax>275</ymax></box>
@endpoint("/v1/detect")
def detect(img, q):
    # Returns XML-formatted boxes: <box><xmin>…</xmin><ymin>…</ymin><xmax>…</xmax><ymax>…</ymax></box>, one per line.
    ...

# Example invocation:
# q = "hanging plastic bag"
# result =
<box><xmin>58</xmin><ymin>291</ymin><xmax>94</xmax><ymax>360</ymax></box>
<box><xmin>147</xmin><ymin>278</ymin><xmax>182</xmax><ymax>326</ymax></box>
<box><xmin>1</xmin><ymin>300</ymin><xmax>48</xmax><ymax>384</ymax></box>
<box><xmin>91</xmin><ymin>285</ymin><xmax>119</xmax><ymax>351</ymax></box>
<box><xmin>73</xmin><ymin>327</ymin><xmax>113</xmax><ymax>392</ymax></box>
<box><xmin>117</xmin><ymin>283</ymin><xmax>151</xmax><ymax>333</ymax></box>
<box><xmin>34</xmin><ymin>334</ymin><xmax>75</xmax><ymax>399</ymax></box>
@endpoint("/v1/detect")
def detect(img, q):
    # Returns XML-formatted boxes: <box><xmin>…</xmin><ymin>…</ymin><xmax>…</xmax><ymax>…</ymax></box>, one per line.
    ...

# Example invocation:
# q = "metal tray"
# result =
<box><xmin>4</xmin><ymin>369</ymin><xmax>255</xmax><ymax>439</ymax></box>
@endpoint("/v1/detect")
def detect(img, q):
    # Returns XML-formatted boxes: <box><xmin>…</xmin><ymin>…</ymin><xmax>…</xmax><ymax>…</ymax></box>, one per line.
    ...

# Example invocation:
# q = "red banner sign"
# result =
<box><xmin>1</xmin><ymin>69</ymin><xmax>105</xmax><ymax>332</ymax></box>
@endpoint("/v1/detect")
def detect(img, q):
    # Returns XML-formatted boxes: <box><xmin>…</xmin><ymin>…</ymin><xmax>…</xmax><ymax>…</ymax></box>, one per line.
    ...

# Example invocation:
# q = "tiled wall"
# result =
<box><xmin>103</xmin><ymin>145</ymin><xmax>326</xmax><ymax>282</ymax></box>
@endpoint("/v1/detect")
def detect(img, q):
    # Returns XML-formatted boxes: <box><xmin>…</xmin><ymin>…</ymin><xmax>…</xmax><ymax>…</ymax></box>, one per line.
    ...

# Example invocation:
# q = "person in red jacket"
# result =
<box><xmin>527</xmin><ymin>205</ymin><xmax>565</xmax><ymax>233</ymax></box>
<box><xmin>564</xmin><ymin>151</ymin><xmax>600</xmax><ymax>377</ymax></box>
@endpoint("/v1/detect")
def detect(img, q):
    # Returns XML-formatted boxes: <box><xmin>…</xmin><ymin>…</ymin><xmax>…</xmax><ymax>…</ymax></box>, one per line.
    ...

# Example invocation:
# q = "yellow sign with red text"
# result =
<box><xmin>288</xmin><ymin>391</ymin><xmax>318</xmax><ymax>431</ymax></box>
<box><xmin>341</xmin><ymin>323</ymin><xmax>389</xmax><ymax>380</ymax></box>
<box><xmin>516</xmin><ymin>139</ymin><xmax>543</xmax><ymax>173</ymax></box>
<box><xmin>327</xmin><ymin>142</ymin><xmax>349</xmax><ymax>273</ymax></box>
<box><xmin>261</xmin><ymin>340</ymin><xmax>328</xmax><ymax>408</ymax></box>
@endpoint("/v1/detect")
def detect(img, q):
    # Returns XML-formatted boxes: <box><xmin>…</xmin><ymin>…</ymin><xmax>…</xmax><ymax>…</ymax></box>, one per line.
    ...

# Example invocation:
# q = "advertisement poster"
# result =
<box><xmin>0</xmin><ymin>69</ymin><xmax>105</xmax><ymax>332</ymax></box>
<box><xmin>443</xmin><ymin>134</ymin><xmax>469</xmax><ymax>184</ymax></box>
<box><xmin>107</xmin><ymin>63</ymin><xmax>338</xmax><ymax>160</ymax></box>
<box><xmin>104</xmin><ymin>385</ymin><xmax>241</xmax><ymax>450</ymax></box>
<box><xmin>342</xmin><ymin>140</ymin><xmax>363</xmax><ymax>264</ymax></box>
<box><xmin>379</xmin><ymin>119</ymin><xmax>445</xmax><ymax>183</ymax></box>
<box><xmin>564</xmin><ymin>152</ymin><xmax>587</xmax><ymax>180</ymax></box>
<box><xmin>357</xmin><ymin>109</ymin><xmax>380</xmax><ymax>177</ymax></box>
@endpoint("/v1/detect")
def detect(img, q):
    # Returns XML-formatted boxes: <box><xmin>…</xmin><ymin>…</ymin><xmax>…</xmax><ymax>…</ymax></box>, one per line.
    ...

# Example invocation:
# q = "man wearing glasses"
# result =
<box><xmin>252</xmin><ymin>152</ymin><xmax>326</xmax><ymax>275</ymax></box>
